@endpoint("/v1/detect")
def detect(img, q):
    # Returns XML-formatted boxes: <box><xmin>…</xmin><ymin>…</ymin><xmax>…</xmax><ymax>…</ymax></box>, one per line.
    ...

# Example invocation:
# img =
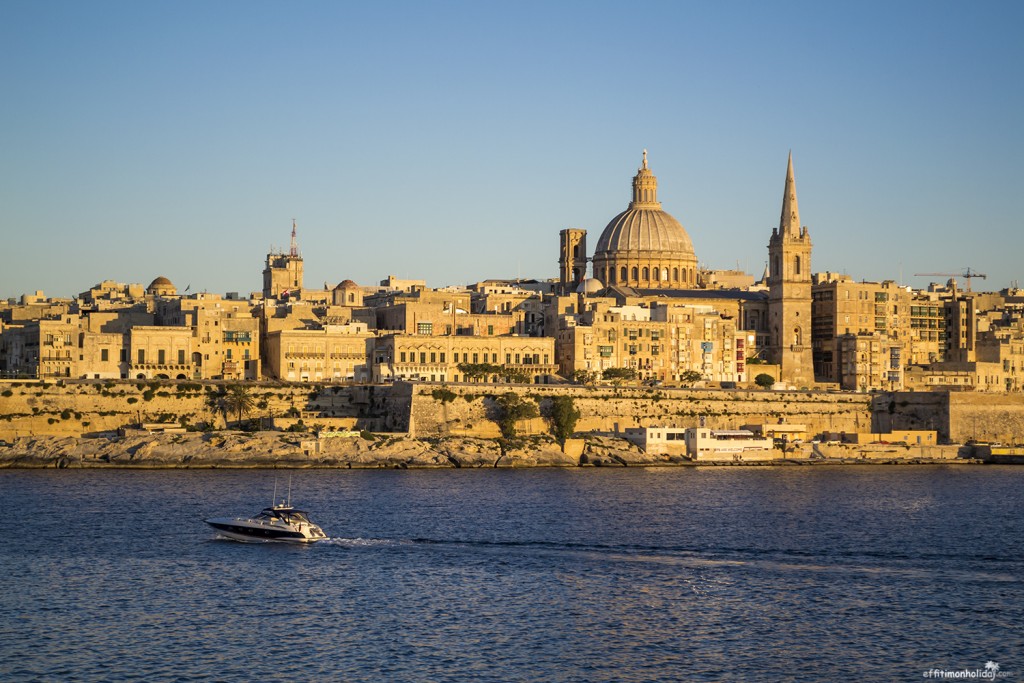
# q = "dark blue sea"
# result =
<box><xmin>1</xmin><ymin>466</ymin><xmax>1022</xmax><ymax>682</ymax></box>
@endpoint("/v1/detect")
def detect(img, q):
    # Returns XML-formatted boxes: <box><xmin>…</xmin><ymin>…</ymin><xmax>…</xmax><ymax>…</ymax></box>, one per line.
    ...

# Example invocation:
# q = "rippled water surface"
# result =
<box><xmin>1</xmin><ymin>466</ymin><xmax>1022</xmax><ymax>682</ymax></box>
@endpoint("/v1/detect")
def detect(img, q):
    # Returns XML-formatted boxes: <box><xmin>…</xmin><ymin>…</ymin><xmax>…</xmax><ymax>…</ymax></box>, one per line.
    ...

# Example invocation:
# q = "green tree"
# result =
<box><xmin>754</xmin><ymin>373</ymin><xmax>776</xmax><ymax>389</ymax></box>
<box><xmin>679</xmin><ymin>370</ymin><xmax>703</xmax><ymax>387</ymax></box>
<box><xmin>493</xmin><ymin>392</ymin><xmax>539</xmax><ymax>439</ymax></box>
<box><xmin>602</xmin><ymin>367</ymin><xmax>637</xmax><ymax>386</ymax></box>
<box><xmin>548</xmin><ymin>395</ymin><xmax>580</xmax><ymax>446</ymax></box>
<box><xmin>500</xmin><ymin>367</ymin><xmax>532</xmax><ymax>384</ymax></box>
<box><xmin>222</xmin><ymin>384</ymin><xmax>256</xmax><ymax>425</ymax></box>
<box><xmin>457</xmin><ymin>362</ymin><xmax>502</xmax><ymax>382</ymax></box>
<box><xmin>572</xmin><ymin>370</ymin><xmax>598</xmax><ymax>386</ymax></box>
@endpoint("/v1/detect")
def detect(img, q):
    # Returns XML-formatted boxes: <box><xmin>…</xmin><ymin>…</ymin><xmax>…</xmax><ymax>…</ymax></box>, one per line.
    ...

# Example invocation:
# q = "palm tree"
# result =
<box><xmin>222</xmin><ymin>384</ymin><xmax>256</xmax><ymax>427</ymax></box>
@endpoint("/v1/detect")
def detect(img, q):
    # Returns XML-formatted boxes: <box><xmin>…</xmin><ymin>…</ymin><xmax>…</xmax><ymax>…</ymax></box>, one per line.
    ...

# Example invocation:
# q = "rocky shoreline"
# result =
<box><xmin>0</xmin><ymin>431</ymin><xmax>980</xmax><ymax>469</ymax></box>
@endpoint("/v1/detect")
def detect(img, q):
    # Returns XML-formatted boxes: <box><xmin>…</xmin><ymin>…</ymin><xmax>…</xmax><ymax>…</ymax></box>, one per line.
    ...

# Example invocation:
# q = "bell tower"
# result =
<box><xmin>263</xmin><ymin>220</ymin><xmax>305</xmax><ymax>299</ymax></box>
<box><xmin>767</xmin><ymin>153</ymin><xmax>814</xmax><ymax>386</ymax></box>
<box><xmin>558</xmin><ymin>228</ymin><xmax>588</xmax><ymax>294</ymax></box>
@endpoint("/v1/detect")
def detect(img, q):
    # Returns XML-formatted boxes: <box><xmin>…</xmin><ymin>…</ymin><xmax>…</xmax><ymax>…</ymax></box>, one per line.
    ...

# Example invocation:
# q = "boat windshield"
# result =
<box><xmin>281</xmin><ymin>511</ymin><xmax>311</xmax><ymax>524</ymax></box>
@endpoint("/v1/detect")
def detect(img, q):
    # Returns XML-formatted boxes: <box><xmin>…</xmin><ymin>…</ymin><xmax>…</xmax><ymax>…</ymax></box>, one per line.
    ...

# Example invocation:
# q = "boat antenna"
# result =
<box><xmin>287</xmin><ymin>476</ymin><xmax>292</xmax><ymax>507</ymax></box>
<box><xmin>272</xmin><ymin>479</ymin><xmax>278</xmax><ymax>507</ymax></box>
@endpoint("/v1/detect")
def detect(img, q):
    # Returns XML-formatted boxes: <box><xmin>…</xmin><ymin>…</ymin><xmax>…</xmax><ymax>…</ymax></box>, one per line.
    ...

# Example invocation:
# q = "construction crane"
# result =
<box><xmin>913</xmin><ymin>267</ymin><xmax>987</xmax><ymax>292</ymax></box>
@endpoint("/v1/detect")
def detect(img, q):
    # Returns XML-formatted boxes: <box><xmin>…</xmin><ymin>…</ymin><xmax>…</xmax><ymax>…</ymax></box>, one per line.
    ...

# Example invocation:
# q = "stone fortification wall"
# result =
<box><xmin>0</xmin><ymin>380</ymin><xmax>405</xmax><ymax>439</ymax></box>
<box><xmin>408</xmin><ymin>384</ymin><xmax>873</xmax><ymax>440</ymax></box>
<box><xmin>876</xmin><ymin>391</ymin><xmax>1024</xmax><ymax>444</ymax></box>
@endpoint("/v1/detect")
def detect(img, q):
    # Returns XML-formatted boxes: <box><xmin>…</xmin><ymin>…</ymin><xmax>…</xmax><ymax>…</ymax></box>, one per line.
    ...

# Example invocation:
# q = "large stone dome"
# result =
<box><xmin>595</xmin><ymin>207</ymin><xmax>695</xmax><ymax>255</ymax></box>
<box><xmin>592</xmin><ymin>152</ymin><xmax>699</xmax><ymax>289</ymax></box>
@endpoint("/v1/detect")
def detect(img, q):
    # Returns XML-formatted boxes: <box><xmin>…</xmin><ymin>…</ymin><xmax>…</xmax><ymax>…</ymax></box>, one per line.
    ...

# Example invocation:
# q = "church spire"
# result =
<box><xmin>629</xmin><ymin>150</ymin><xmax>661</xmax><ymax>209</ymax></box>
<box><xmin>779</xmin><ymin>151</ymin><xmax>801</xmax><ymax>237</ymax></box>
<box><xmin>289</xmin><ymin>219</ymin><xmax>299</xmax><ymax>257</ymax></box>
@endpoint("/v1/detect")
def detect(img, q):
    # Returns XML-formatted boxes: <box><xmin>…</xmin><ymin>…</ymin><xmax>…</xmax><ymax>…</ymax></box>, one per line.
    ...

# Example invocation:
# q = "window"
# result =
<box><xmin>226</xmin><ymin>349</ymin><xmax>232</xmax><ymax>360</ymax></box>
<box><xmin>473</xmin><ymin>353</ymin><xmax>479</xmax><ymax>363</ymax></box>
<box><xmin>101</xmin><ymin>349</ymin><xmax>109</xmax><ymax>362</ymax></box>
<box><xmin>419</xmin><ymin>352</ymin><xmax>426</xmax><ymax>364</ymax></box>
<box><xmin>642</xmin><ymin>267</ymin><xmax>650</xmax><ymax>281</ymax></box>
<box><xmin>620</xmin><ymin>267</ymin><xmax>627</xmax><ymax>282</ymax></box>
<box><xmin>440</xmin><ymin>353</ymin><xmax>446</xmax><ymax>363</ymax></box>
<box><xmin>178</xmin><ymin>350</ymin><xmax>185</xmax><ymax>364</ymax></box>
<box><xmin>138</xmin><ymin>349</ymin><xmax>145</xmax><ymax>364</ymax></box>
<box><xmin>487</xmin><ymin>325</ymin><xmax>493</xmax><ymax>335</ymax></box>
<box><xmin>632</xmin><ymin>267</ymin><xmax>639</xmax><ymax>281</ymax></box>
<box><xmin>417</xmin><ymin>322</ymin><xmax>433</xmax><ymax>335</ymax></box>
<box><xmin>430</xmin><ymin>352</ymin><xmax>436</xmax><ymax>363</ymax></box>
<box><xmin>400</xmin><ymin>352</ymin><xmax>406</xmax><ymax>363</ymax></box>
<box><xmin>673</xmin><ymin>268</ymin><xmax>679</xmax><ymax>281</ymax></box>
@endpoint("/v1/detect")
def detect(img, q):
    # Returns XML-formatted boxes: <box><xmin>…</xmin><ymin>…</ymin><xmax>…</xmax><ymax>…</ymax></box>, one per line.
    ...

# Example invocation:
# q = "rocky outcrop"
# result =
<box><xmin>0</xmin><ymin>432</ymin><xmax>627</xmax><ymax>469</ymax></box>
<box><xmin>0</xmin><ymin>431</ymin><xmax>973</xmax><ymax>469</ymax></box>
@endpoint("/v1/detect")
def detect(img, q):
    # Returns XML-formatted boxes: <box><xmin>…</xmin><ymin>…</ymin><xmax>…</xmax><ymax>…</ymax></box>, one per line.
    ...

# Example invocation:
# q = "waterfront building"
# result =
<box><xmin>264</xmin><ymin>322</ymin><xmax>375</xmax><ymax>383</ymax></box>
<box><xmin>126</xmin><ymin>325</ymin><xmax>195</xmax><ymax>379</ymax></box>
<box><xmin>156</xmin><ymin>294</ymin><xmax>260</xmax><ymax>380</ymax></box>
<box><xmin>372</xmin><ymin>334</ymin><xmax>556</xmax><ymax>383</ymax></box>
<box><xmin>552</xmin><ymin>295</ymin><xmax>759</xmax><ymax>384</ymax></box>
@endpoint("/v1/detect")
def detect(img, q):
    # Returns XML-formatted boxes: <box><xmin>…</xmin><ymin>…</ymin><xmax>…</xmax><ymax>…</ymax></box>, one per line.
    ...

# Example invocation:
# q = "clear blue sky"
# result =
<box><xmin>2</xmin><ymin>0</ymin><xmax>1022</xmax><ymax>299</ymax></box>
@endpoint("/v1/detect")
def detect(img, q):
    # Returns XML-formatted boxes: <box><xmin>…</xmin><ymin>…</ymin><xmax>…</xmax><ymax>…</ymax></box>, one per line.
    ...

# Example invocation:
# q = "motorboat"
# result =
<box><xmin>205</xmin><ymin>501</ymin><xmax>328</xmax><ymax>543</ymax></box>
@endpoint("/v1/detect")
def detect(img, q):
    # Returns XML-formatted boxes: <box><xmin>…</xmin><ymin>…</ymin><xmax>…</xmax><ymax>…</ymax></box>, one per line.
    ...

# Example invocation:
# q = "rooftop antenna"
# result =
<box><xmin>289</xmin><ymin>219</ymin><xmax>298</xmax><ymax>257</ymax></box>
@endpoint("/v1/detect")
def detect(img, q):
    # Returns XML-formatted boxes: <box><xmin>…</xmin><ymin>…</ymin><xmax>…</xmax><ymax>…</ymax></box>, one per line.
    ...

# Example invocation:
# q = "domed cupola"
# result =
<box><xmin>592</xmin><ymin>151</ymin><xmax>699</xmax><ymax>289</ymax></box>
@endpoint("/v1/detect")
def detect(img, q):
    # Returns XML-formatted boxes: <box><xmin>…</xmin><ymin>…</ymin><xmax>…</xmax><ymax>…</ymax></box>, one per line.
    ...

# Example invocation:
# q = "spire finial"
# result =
<box><xmin>642</xmin><ymin>149</ymin><xmax>648</xmax><ymax>169</ymax></box>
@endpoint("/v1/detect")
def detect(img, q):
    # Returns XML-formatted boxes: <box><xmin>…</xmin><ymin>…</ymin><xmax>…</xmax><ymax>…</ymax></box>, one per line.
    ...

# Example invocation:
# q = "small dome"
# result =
<box><xmin>147</xmin><ymin>276</ymin><xmax>177</xmax><ymax>296</ymax></box>
<box><xmin>576</xmin><ymin>278</ymin><xmax>604</xmax><ymax>295</ymax></box>
<box><xmin>339</xmin><ymin>279</ymin><xmax>359</xmax><ymax>289</ymax></box>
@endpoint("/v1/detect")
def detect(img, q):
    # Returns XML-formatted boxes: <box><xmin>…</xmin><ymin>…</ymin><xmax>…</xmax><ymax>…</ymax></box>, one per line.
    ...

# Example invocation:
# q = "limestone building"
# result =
<box><xmin>264</xmin><ymin>322</ymin><xmax>375</xmax><ymax>383</ymax></box>
<box><xmin>372</xmin><ymin>334</ymin><xmax>556</xmax><ymax>384</ymax></box>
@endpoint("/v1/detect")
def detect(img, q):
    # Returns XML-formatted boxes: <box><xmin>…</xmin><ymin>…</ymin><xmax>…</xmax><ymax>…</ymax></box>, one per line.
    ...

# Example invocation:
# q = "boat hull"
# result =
<box><xmin>205</xmin><ymin>518</ymin><xmax>324</xmax><ymax>544</ymax></box>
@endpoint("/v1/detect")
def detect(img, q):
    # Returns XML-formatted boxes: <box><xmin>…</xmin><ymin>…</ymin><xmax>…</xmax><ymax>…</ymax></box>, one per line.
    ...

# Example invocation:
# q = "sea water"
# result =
<box><xmin>1</xmin><ymin>466</ymin><xmax>1022</xmax><ymax>682</ymax></box>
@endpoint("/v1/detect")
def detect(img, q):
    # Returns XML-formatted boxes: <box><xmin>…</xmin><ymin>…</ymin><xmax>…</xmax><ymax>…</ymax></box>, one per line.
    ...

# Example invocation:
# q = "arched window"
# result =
<box><xmin>653</xmin><ymin>268</ymin><xmax>660</xmax><ymax>282</ymax></box>
<box><xmin>642</xmin><ymin>267</ymin><xmax>649</xmax><ymax>281</ymax></box>
<box><xmin>673</xmin><ymin>268</ymin><xmax>679</xmax><ymax>281</ymax></box>
<box><xmin>794</xmin><ymin>327</ymin><xmax>802</xmax><ymax>346</ymax></box>
<box><xmin>794</xmin><ymin>255</ymin><xmax>801</xmax><ymax>275</ymax></box>
<box><xmin>631</xmin><ymin>267</ymin><xmax>639</xmax><ymax>281</ymax></box>
<box><xmin>662</xmin><ymin>268</ymin><xmax>669</xmax><ymax>282</ymax></box>
<box><xmin>682</xmin><ymin>269</ymin><xmax>687</xmax><ymax>284</ymax></box>
<box><xmin>620</xmin><ymin>266</ymin><xmax>627</xmax><ymax>282</ymax></box>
